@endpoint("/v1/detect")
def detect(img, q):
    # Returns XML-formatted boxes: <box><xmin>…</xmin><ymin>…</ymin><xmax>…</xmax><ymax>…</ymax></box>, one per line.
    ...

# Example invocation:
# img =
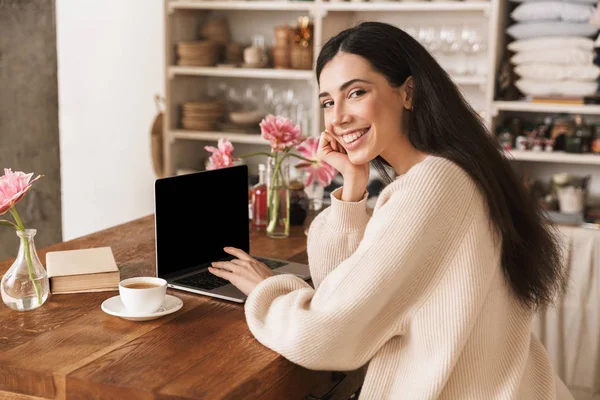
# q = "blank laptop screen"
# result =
<box><xmin>154</xmin><ymin>165</ymin><xmax>250</xmax><ymax>280</ymax></box>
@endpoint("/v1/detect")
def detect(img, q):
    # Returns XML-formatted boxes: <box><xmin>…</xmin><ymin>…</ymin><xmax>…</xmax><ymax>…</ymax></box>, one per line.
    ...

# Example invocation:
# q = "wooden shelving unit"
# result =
<box><xmin>163</xmin><ymin>0</ymin><xmax>503</xmax><ymax>175</ymax></box>
<box><xmin>168</xmin><ymin>1</ymin><xmax>315</xmax><ymax>12</ymax></box>
<box><xmin>493</xmin><ymin>101</ymin><xmax>600</xmax><ymax>116</ymax></box>
<box><xmin>170</xmin><ymin>130</ymin><xmax>267</xmax><ymax>145</ymax></box>
<box><xmin>322</xmin><ymin>1</ymin><xmax>491</xmax><ymax>12</ymax></box>
<box><xmin>168</xmin><ymin>66</ymin><xmax>314</xmax><ymax>80</ymax></box>
<box><xmin>164</xmin><ymin>0</ymin><xmax>600</xmax><ymax>177</ymax></box>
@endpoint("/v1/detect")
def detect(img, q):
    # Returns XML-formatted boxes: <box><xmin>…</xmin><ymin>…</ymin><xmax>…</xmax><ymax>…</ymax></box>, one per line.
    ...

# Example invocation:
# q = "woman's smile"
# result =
<box><xmin>339</xmin><ymin>126</ymin><xmax>371</xmax><ymax>150</ymax></box>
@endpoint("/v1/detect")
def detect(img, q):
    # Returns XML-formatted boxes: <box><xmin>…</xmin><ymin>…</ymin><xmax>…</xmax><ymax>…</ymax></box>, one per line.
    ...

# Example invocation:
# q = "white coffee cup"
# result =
<box><xmin>119</xmin><ymin>277</ymin><xmax>167</xmax><ymax>314</ymax></box>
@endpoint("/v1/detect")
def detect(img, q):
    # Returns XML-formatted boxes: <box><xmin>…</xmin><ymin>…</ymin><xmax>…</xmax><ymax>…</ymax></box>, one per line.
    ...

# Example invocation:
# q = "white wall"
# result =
<box><xmin>56</xmin><ymin>0</ymin><xmax>164</xmax><ymax>240</ymax></box>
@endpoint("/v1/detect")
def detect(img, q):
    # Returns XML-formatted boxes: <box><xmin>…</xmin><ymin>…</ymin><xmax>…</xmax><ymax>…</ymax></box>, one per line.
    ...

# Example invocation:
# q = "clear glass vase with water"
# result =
<box><xmin>266</xmin><ymin>158</ymin><xmax>290</xmax><ymax>239</ymax></box>
<box><xmin>1</xmin><ymin>229</ymin><xmax>50</xmax><ymax>311</ymax></box>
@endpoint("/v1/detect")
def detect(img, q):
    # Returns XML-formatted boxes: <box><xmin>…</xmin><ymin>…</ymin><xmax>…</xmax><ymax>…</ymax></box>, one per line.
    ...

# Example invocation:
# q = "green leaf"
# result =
<box><xmin>0</xmin><ymin>220</ymin><xmax>18</xmax><ymax>229</ymax></box>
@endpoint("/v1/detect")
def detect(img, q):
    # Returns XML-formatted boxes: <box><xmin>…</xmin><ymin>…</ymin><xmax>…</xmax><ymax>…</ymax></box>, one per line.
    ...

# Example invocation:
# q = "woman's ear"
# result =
<box><xmin>402</xmin><ymin>76</ymin><xmax>414</xmax><ymax>111</ymax></box>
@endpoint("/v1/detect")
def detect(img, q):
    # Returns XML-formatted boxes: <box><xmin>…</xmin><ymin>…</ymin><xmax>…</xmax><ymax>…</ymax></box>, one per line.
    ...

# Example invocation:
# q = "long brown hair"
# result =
<box><xmin>316</xmin><ymin>22</ymin><xmax>565</xmax><ymax>310</ymax></box>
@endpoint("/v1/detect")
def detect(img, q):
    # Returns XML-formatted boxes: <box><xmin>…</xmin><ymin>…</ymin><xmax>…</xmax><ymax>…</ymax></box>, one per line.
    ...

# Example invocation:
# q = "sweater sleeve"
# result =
<box><xmin>245</xmin><ymin>161</ymin><xmax>477</xmax><ymax>371</ymax></box>
<box><xmin>306</xmin><ymin>187</ymin><xmax>371</xmax><ymax>289</ymax></box>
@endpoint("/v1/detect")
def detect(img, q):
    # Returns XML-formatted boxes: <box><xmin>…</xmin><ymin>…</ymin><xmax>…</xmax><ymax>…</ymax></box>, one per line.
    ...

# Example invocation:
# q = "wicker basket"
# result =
<box><xmin>290</xmin><ymin>46</ymin><xmax>312</xmax><ymax>70</ymax></box>
<box><xmin>274</xmin><ymin>26</ymin><xmax>292</xmax><ymax>48</ymax></box>
<box><xmin>272</xmin><ymin>47</ymin><xmax>291</xmax><ymax>69</ymax></box>
<box><xmin>176</xmin><ymin>41</ymin><xmax>219</xmax><ymax>66</ymax></box>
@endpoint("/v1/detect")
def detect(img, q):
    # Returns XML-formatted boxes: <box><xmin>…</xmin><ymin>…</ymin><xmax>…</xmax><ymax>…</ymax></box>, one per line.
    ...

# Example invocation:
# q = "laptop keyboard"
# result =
<box><xmin>175</xmin><ymin>271</ymin><xmax>230</xmax><ymax>291</ymax></box>
<box><xmin>254</xmin><ymin>256</ymin><xmax>288</xmax><ymax>270</ymax></box>
<box><xmin>173</xmin><ymin>257</ymin><xmax>289</xmax><ymax>291</ymax></box>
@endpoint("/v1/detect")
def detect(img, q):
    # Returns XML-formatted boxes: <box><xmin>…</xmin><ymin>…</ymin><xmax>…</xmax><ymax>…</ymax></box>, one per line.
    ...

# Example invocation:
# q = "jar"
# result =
<box><xmin>592</xmin><ymin>122</ymin><xmax>600</xmax><ymax>154</ymax></box>
<box><xmin>516</xmin><ymin>135</ymin><xmax>529</xmax><ymax>151</ymax></box>
<box><xmin>288</xmin><ymin>179</ymin><xmax>308</xmax><ymax>226</ymax></box>
<box><xmin>498</xmin><ymin>129</ymin><xmax>513</xmax><ymax>150</ymax></box>
<box><xmin>550</xmin><ymin>117</ymin><xmax>574</xmax><ymax>152</ymax></box>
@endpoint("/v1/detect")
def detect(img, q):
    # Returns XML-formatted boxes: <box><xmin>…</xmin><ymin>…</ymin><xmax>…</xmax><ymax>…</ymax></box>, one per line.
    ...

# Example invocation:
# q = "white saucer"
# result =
<box><xmin>101</xmin><ymin>294</ymin><xmax>183</xmax><ymax>321</ymax></box>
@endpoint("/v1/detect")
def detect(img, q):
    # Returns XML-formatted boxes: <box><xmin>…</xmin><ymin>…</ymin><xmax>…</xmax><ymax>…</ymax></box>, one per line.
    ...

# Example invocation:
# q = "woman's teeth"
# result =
<box><xmin>342</xmin><ymin>128</ymin><xmax>368</xmax><ymax>144</ymax></box>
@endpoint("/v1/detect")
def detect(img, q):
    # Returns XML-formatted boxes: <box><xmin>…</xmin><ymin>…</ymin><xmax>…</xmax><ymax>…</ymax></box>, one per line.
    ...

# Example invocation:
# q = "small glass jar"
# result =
<box><xmin>289</xmin><ymin>179</ymin><xmax>308</xmax><ymax>226</ymax></box>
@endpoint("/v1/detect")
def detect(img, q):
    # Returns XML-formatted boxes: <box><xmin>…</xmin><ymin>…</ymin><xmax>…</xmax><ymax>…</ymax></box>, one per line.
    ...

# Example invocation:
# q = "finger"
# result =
<box><xmin>211</xmin><ymin>261</ymin><xmax>239</xmax><ymax>273</ymax></box>
<box><xmin>230</xmin><ymin>259</ymin><xmax>253</xmax><ymax>268</ymax></box>
<box><xmin>223</xmin><ymin>247</ymin><xmax>254</xmax><ymax>261</ymax></box>
<box><xmin>318</xmin><ymin>131</ymin><xmax>334</xmax><ymax>153</ymax></box>
<box><xmin>330</xmin><ymin>135</ymin><xmax>339</xmax><ymax>152</ymax></box>
<box><xmin>208</xmin><ymin>267</ymin><xmax>235</xmax><ymax>282</ymax></box>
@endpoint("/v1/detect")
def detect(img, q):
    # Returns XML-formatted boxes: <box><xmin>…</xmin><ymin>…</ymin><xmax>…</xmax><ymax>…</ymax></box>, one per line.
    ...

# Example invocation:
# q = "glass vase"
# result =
<box><xmin>266</xmin><ymin>156</ymin><xmax>290</xmax><ymax>239</ymax></box>
<box><xmin>1</xmin><ymin>229</ymin><xmax>50</xmax><ymax>311</ymax></box>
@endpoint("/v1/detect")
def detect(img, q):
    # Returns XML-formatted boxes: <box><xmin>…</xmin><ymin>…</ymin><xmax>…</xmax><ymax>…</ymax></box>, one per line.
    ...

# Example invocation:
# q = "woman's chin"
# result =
<box><xmin>347</xmin><ymin>151</ymin><xmax>372</xmax><ymax>166</ymax></box>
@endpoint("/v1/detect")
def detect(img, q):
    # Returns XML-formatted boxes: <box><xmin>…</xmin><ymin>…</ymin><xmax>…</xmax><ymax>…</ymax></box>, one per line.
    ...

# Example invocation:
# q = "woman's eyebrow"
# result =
<box><xmin>319</xmin><ymin>78</ymin><xmax>373</xmax><ymax>98</ymax></box>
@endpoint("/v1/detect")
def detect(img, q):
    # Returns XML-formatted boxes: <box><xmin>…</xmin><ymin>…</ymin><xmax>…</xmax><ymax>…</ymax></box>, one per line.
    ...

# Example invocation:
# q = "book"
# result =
<box><xmin>46</xmin><ymin>247</ymin><xmax>120</xmax><ymax>294</ymax></box>
<box><xmin>531</xmin><ymin>96</ymin><xmax>585</xmax><ymax>105</ymax></box>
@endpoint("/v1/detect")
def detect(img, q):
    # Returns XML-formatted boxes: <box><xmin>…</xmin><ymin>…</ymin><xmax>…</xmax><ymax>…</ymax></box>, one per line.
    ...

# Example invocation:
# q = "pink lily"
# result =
<box><xmin>204</xmin><ymin>138</ymin><xmax>236</xmax><ymax>170</ymax></box>
<box><xmin>295</xmin><ymin>136</ymin><xmax>338</xmax><ymax>187</ymax></box>
<box><xmin>259</xmin><ymin>115</ymin><xmax>306</xmax><ymax>152</ymax></box>
<box><xmin>0</xmin><ymin>169</ymin><xmax>42</xmax><ymax>217</ymax></box>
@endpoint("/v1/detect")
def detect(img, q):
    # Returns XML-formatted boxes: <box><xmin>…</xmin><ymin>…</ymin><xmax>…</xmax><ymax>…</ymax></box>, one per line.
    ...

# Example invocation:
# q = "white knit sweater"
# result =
<box><xmin>245</xmin><ymin>156</ymin><xmax>573</xmax><ymax>399</ymax></box>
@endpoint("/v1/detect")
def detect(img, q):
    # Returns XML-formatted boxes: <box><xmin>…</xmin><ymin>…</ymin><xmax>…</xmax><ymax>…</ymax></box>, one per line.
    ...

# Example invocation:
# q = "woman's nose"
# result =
<box><xmin>329</xmin><ymin>104</ymin><xmax>352</xmax><ymax>127</ymax></box>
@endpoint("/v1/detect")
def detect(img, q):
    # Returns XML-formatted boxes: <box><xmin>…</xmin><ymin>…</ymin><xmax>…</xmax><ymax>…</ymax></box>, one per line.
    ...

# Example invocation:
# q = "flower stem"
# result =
<box><xmin>9</xmin><ymin>207</ymin><xmax>42</xmax><ymax>306</ymax></box>
<box><xmin>278</xmin><ymin>166</ymin><xmax>290</xmax><ymax>234</ymax></box>
<box><xmin>239</xmin><ymin>151</ymin><xmax>274</xmax><ymax>159</ymax></box>
<box><xmin>267</xmin><ymin>154</ymin><xmax>281</xmax><ymax>234</ymax></box>
<box><xmin>281</xmin><ymin>153</ymin><xmax>316</xmax><ymax>164</ymax></box>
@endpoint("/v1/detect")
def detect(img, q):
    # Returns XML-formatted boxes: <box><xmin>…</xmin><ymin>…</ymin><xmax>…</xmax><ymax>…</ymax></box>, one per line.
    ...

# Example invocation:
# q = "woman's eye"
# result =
<box><xmin>320</xmin><ymin>100</ymin><xmax>333</xmax><ymax>109</ymax></box>
<box><xmin>349</xmin><ymin>89</ymin><xmax>366</xmax><ymax>98</ymax></box>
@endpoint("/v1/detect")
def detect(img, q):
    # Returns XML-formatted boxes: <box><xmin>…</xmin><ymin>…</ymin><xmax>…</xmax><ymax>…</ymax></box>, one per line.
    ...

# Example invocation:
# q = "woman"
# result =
<box><xmin>208</xmin><ymin>22</ymin><xmax>572</xmax><ymax>399</ymax></box>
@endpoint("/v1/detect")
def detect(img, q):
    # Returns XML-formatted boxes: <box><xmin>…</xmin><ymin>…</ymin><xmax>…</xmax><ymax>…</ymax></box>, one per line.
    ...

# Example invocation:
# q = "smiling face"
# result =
<box><xmin>318</xmin><ymin>51</ymin><xmax>413</xmax><ymax>166</ymax></box>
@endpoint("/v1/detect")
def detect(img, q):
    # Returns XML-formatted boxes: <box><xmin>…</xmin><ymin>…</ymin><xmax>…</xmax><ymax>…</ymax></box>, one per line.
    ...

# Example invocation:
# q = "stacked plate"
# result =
<box><xmin>177</xmin><ymin>41</ymin><xmax>218</xmax><ymax>67</ymax></box>
<box><xmin>181</xmin><ymin>101</ymin><xmax>225</xmax><ymax>131</ymax></box>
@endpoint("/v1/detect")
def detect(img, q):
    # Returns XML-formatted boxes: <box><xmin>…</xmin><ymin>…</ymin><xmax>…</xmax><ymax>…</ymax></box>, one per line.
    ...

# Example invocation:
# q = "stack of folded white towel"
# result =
<box><xmin>507</xmin><ymin>0</ymin><xmax>600</xmax><ymax>98</ymax></box>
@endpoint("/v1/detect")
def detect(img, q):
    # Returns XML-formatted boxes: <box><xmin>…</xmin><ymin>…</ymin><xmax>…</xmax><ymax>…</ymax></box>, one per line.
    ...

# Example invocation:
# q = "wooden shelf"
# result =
<box><xmin>452</xmin><ymin>75</ymin><xmax>487</xmax><ymax>86</ymax></box>
<box><xmin>507</xmin><ymin>150</ymin><xmax>600</xmax><ymax>165</ymax></box>
<box><xmin>169</xmin><ymin>0</ymin><xmax>490</xmax><ymax>13</ymax></box>
<box><xmin>170</xmin><ymin>130</ymin><xmax>268</xmax><ymax>145</ymax></box>
<box><xmin>168</xmin><ymin>0</ymin><xmax>315</xmax><ymax>11</ymax></box>
<box><xmin>322</xmin><ymin>1</ymin><xmax>490</xmax><ymax>12</ymax></box>
<box><xmin>168</xmin><ymin>66</ymin><xmax>314</xmax><ymax>80</ymax></box>
<box><xmin>493</xmin><ymin>101</ymin><xmax>600</xmax><ymax>115</ymax></box>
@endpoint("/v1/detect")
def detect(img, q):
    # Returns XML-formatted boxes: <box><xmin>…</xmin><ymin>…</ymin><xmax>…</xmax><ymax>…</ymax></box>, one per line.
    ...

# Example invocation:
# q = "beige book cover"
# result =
<box><xmin>46</xmin><ymin>247</ymin><xmax>118</xmax><ymax>277</ymax></box>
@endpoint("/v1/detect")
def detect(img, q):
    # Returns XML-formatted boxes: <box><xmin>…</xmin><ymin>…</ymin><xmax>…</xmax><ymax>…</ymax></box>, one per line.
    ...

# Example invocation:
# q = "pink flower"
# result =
<box><xmin>295</xmin><ymin>137</ymin><xmax>338</xmax><ymax>187</ymax></box>
<box><xmin>259</xmin><ymin>115</ymin><xmax>306</xmax><ymax>152</ymax></box>
<box><xmin>0</xmin><ymin>169</ymin><xmax>42</xmax><ymax>216</ymax></box>
<box><xmin>204</xmin><ymin>138</ymin><xmax>236</xmax><ymax>170</ymax></box>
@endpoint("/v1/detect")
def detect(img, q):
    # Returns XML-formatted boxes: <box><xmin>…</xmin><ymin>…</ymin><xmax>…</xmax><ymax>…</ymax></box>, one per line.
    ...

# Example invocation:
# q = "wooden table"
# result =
<box><xmin>0</xmin><ymin>216</ymin><xmax>363</xmax><ymax>400</ymax></box>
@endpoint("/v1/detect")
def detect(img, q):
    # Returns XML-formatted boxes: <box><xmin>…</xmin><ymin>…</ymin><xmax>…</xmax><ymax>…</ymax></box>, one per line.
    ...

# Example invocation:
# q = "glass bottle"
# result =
<box><xmin>592</xmin><ymin>122</ymin><xmax>600</xmax><ymax>154</ymax></box>
<box><xmin>551</xmin><ymin>118</ymin><xmax>573</xmax><ymax>152</ymax></box>
<box><xmin>575</xmin><ymin>115</ymin><xmax>592</xmax><ymax>153</ymax></box>
<box><xmin>251</xmin><ymin>164</ymin><xmax>268</xmax><ymax>227</ymax></box>
<box><xmin>567</xmin><ymin>115</ymin><xmax>588</xmax><ymax>153</ymax></box>
<box><xmin>1</xmin><ymin>229</ymin><xmax>50</xmax><ymax>311</ymax></box>
<box><xmin>541</xmin><ymin>116</ymin><xmax>553</xmax><ymax>139</ymax></box>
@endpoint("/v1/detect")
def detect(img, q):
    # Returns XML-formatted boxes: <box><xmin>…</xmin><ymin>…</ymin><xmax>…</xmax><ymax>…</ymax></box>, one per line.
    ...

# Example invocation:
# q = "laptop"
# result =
<box><xmin>154</xmin><ymin>165</ymin><xmax>311</xmax><ymax>303</ymax></box>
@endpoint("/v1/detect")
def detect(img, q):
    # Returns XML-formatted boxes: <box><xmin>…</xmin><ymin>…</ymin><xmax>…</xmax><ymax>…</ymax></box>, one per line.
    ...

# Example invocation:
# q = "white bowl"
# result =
<box><xmin>229</xmin><ymin>110</ymin><xmax>264</xmax><ymax>126</ymax></box>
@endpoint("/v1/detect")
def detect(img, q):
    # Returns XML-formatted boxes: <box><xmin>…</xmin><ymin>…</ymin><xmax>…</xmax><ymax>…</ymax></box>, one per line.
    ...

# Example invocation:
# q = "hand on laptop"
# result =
<box><xmin>208</xmin><ymin>247</ymin><xmax>275</xmax><ymax>296</ymax></box>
